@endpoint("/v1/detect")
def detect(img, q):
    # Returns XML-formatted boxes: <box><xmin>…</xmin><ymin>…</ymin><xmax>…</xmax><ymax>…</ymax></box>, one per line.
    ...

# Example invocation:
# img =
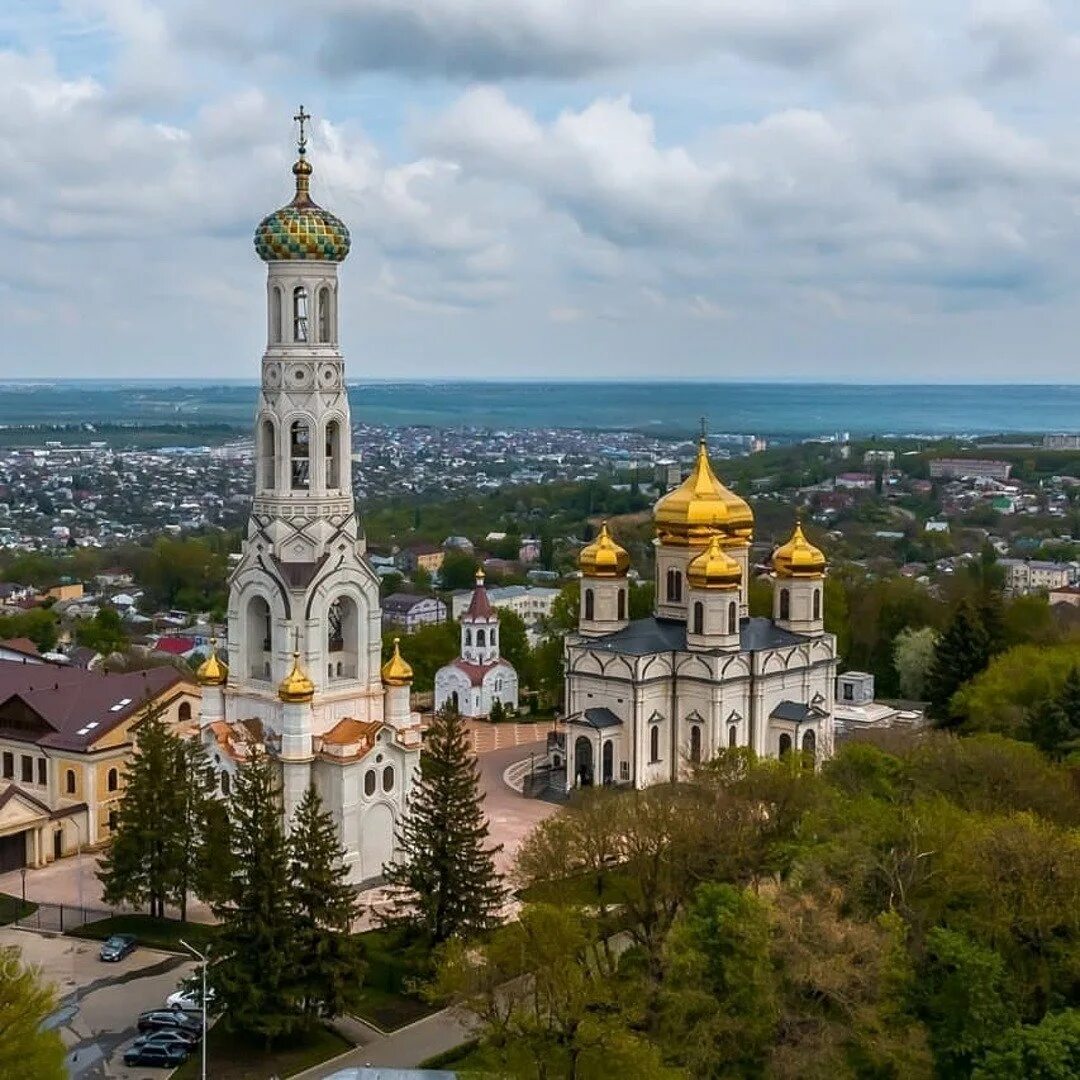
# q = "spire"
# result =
<box><xmin>464</xmin><ymin>567</ymin><xmax>494</xmax><ymax>620</ymax></box>
<box><xmin>291</xmin><ymin>104</ymin><xmax>313</xmax><ymax>205</ymax></box>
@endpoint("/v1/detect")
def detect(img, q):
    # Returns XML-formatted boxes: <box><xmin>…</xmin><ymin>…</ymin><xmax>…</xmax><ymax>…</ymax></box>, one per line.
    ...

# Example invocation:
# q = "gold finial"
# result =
<box><xmin>294</xmin><ymin>105</ymin><xmax>311</xmax><ymax>156</ymax></box>
<box><xmin>291</xmin><ymin>106</ymin><xmax>314</xmax><ymax>202</ymax></box>
<box><xmin>699</xmin><ymin>416</ymin><xmax>708</xmax><ymax>444</ymax></box>
<box><xmin>196</xmin><ymin>635</ymin><xmax>228</xmax><ymax>687</ymax></box>
<box><xmin>381</xmin><ymin>637</ymin><xmax>414</xmax><ymax>687</ymax></box>
<box><xmin>279</xmin><ymin>631</ymin><xmax>314</xmax><ymax>703</ymax></box>
<box><xmin>475</xmin><ymin>566</ymin><xmax>485</xmax><ymax>583</ymax></box>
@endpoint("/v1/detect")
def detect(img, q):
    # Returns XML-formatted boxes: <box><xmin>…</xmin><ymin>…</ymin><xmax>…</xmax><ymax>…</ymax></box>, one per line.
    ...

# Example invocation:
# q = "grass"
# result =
<box><xmin>171</xmin><ymin>1023</ymin><xmax>350</xmax><ymax>1080</ymax></box>
<box><xmin>69</xmin><ymin>913</ymin><xmax>219</xmax><ymax>954</ymax></box>
<box><xmin>352</xmin><ymin>925</ymin><xmax>440</xmax><ymax>1031</ymax></box>
<box><xmin>0</xmin><ymin>892</ymin><xmax>37</xmax><ymax>926</ymax></box>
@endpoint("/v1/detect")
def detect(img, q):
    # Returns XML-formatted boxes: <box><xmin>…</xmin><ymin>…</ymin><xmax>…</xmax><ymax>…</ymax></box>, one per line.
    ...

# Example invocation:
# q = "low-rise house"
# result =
<box><xmin>381</xmin><ymin>593</ymin><xmax>447</xmax><ymax>632</ymax></box>
<box><xmin>998</xmin><ymin>558</ymin><xmax>1071</xmax><ymax>596</ymax></box>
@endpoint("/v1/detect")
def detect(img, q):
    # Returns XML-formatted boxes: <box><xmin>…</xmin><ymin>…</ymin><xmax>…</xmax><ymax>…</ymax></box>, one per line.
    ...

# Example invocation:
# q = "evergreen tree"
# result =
<box><xmin>926</xmin><ymin>598</ymin><xmax>990</xmax><ymax>723</ymax></box>
<box><xmin>382</xmin><ymin>707</ymin><xmax>506</xmax><ymax>944</ymax></box>
<box><xmin>173</xmin><ymin>738</ymin><xmax>217</xmax><ymax>922</ymax></box>
<box><xmin>1056</xmin><ymin>666</ymin><xmax>1080</xmax><ymax>758</ymax></box>
<box><xmin>976</xmin><ymin>588</ymin><xmax>1007</xmax><ymax>657</ymax></box>
<box><xmin>209</xmin><ymin>748</ymin><xmax>302</xmax><ymax>1048</ymax></box>
<box><xmin>98</xmin><ymin>702</ymin><xmax>181</xmax><ymax>918</ymax></box>
<box><xmin>288</xmin><ymin>785</ymin><xmax>365</xmax><ymax>1025</ymax></box>
<box><xmin>194</xmin><ymin>796</ymin><xmax>234</xmax><ymax>906</ymax></box>
<box><xmin>1029</xmin><ymin>667</ymin><xmax>1080</xmax><ymax>760</ymax></box>
<box><xmin>489</xmin><ymin>698</ymin><xmax>505</xmax><ymax>723</ymax></box>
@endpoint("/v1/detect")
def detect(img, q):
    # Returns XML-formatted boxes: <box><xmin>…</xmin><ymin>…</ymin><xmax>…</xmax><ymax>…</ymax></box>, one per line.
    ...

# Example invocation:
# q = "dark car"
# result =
<box><xmin>98</xmin><ymin>933</ymin><xmax>136</xmax><ymax>962</ymax></box>
<box><xmin>131</xmin><ymin>1029</ymin><xmax>198</xmax><ymax>1051</ymax></box>
<box><xmin>123</xmin><ymin>1043</ymin><xmax>189</xmax><ymax>1068</ymax></box>
<box><xmin>136</xmin><ymin>1011</ymin><xmax>202</xmax><ymax>1038</ymax></box>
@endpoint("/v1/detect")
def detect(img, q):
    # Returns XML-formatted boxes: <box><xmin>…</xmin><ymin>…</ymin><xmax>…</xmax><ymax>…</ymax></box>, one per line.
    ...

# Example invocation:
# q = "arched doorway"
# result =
<box><xmin>779</xmin><ymin>733</ymin><xmax>792</xmax><ymax>757</ymax></box>
<box><xmin>602</xmin><ymin>740</ymin><xmax>614</xmax><ymax>785</ymax></box>
<box><xmin>575</xmin><ymin>736</ymin><xmax>594</xmax><ymax>787</ymax></box>
<box><xmin>802</xmin><ymin>728</ymin><xmax>816</xmax><ymax>765</ymax></box>
<box><xmin>451</xmin><ymin>690</ymin><xmax>459</xmax><ymax>712</ymax></box>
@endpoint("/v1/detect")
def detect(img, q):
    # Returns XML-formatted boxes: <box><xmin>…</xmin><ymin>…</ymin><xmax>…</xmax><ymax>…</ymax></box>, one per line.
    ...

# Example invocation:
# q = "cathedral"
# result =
<box><xmin>196</xmin><ymin>111</ymin><xmax>421</xmax><ymax>885</ymax></box>
<box><xmin>563</xmin><ymin>438</ymin><xmax>837</xmax><ymax>789</ymax></box>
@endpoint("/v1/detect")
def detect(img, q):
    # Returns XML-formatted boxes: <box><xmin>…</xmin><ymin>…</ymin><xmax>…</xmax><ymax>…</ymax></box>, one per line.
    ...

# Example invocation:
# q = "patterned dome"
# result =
<box><xmin>254</xmin><ymin>157</ymin><xmax>350</xmax><ymax>263</ymax></box>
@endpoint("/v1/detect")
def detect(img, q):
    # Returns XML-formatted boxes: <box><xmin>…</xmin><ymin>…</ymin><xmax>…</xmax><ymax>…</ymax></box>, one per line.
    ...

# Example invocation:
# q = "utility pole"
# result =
<box><xmin>179</xmin><ymin>939</ymin><xmax>208</xmax><ymax>1080</ymax></box>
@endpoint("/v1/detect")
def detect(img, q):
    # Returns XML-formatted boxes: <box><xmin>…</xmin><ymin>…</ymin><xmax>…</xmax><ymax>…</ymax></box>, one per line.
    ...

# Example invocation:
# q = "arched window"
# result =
<box><xmin>692</xmin><ymin>601</ymin><xmax>704</xmax><ymax>636</ymax></box>
<box><xmin>108</xmin><ymin>810</ymin><xmax>119</xmax><ymax>831</ymax></box>
<box><xmin>465</xmin><ymin>628</ymin><xmax>472</xmax><ymax>646</ymax></box>
<box><xmin>728</xmin><ymin>724</ymin><xmax>737</xmax><ymax>748</ymax></box>
<box><xmin>382</xmin><ymin>765</ymin><xmax>394</xmax><ymax>792</ymax></box>
<box><xmin>324</xmin><ymin>419</ymin><xmax>340</xmax><ymax>489</ymax></box>
<box><xmin>290</xmin><ymin>420</ymin><xmax>310</xmax><ymax>490</ymax></box>
<box><xmin>690</xmin><ymin>725</ymin><xmax>702</xmax><ymax>763</ymax></box>
<box><xmin>649</xmin><ymin>724</ymin><xmax>660</xmax><ymax>763</ymax></box>
<box><xmin>221</xmin><ymin>770</ymin><xmax>231</xmax><ymax>796</ymax></box>
<box><xmin>364</xmin><ymin>770</ymin><xmax>377</xmax><ymax>797</ymax></box>
<box><xmin>107</xmin><ymin>767</ymin><xmax>118</xmax><ymax>792</ymax></box>
<box><xmin>317</xmin><ymin>286</ymin><xmax>332</xmax><ymax>342</ymax></box>
<box><xmin>270</xmin><ymin>286</ymin><xmax>283</xmax><ymax>344</ymax></box>
<box><xmin>328</xmin><ymin>598</ymin><xmax>345</xmax><ymax>653</ymax></box>
<box><xmin>491</xmin><ymin>629</ymin><xmax>497</xmax><ymax>647</ymax></box>
<box><xmin>247</xmin><ymin>596</ymin><xmax>272</xmax><ymax>679</ymax></box>
<box><xmin>728</xmin><ymin>601</ymin><xmax>738</xmax><ymax>635</ymax></box>
<box><xmin>260</xmin><ymin>419</ymin><xmax>276</xmax><ymax>490</ymax></box>
<box><xmin>813</xmin><ymin>588</ymin><xmax>821</xmax><ymax>621</ymax></box>
<box><xmin>65</xmin><ymin>769</ymin><xmax>76</xmax><ymax>794</ymax></box>
<box><xmin>666</xmin><ymin>568</ymin><xmax>682</xmax><ymax>603</ymax></box>
<box><xmin>617</xmin><ymin>589</ymin><xmax>626</xmax><ymax>621</ymax></box>
<box><xmin>802</xmin><ymin>729</ymin><xmax>816</xmax><ymax>764</ymax></box>
<box><xmin>779</xmin><ymin>588</ymin><xmax>791</xmax><ymax>621</ymax></box>
<box><xmin>779</xmin><ymin>733</ymin><xmax>792</xmax><ymax>757</ymax></box>
<box><xmin>477</xmin><ymin>629</ymin><xmax>486</xmax><ymax>647</ymax></box>
<box><xmin>584</xmin><ymin>588</ymin><xmax>595</xmax><ymax>621</ymax></box>
<box><xmin>293</xmin><ymin>285</ymin><xmax>308</xmax><ymax>342</ymax></box>
<box><xmin>178</xmin><ymin>702</ymin><xmax>191</xmax><ymax>723</ymax></box>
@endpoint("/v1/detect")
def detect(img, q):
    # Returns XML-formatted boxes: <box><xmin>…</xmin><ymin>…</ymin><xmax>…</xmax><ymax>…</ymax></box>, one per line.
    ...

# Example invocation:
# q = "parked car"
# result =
<box><xmin>136</xmin><ymin>1011</ymin><xmax>201</xmax><ymax>1038</ymax></box>
<box><xmin>123</xmin><ymin>1043</ymin><xmax>189</xmax><ymax>1068</ymax></box>
<box><xmin>167</xmin><ymin>985</ymin><xmax>216</xmax><ymax>1012</ymax></box>
<box><xmin>131</xmin><ymin>1030</ymin><xmax>198</xmax><ymax>1051</ymax></box>
<box><xmin>99</xmin><ymin>934</ymin><xmax>136</xmax><ymax>962</ymax></box>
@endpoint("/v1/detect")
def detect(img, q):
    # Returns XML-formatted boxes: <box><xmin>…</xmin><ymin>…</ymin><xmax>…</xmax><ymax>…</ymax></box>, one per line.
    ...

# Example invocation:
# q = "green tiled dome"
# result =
<box><xmin>254</xmin><ymin>157</ymin><xmax>350</xmax><ymax>263</ymax></box>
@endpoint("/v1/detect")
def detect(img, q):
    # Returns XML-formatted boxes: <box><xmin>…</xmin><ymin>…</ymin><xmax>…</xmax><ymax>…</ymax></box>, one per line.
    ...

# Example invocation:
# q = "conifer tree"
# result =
<box><xmin>173</xmin><ymin>737</ymin><xmax>217</xmax><ymax>922</ymax></box>
<box><xmin>98</xmin><ymin>702</ymin><xmax>181</xmax><ymax>918</ymax></box>
<box><xmin>209</xmin><ymin>747</ymin><xmax>301</xmax><ymax>1047</ymax></box>
<box><xmin>1056</xmin><ymin>666</ymin><xmax>1080</xmax><ymax>758</ymax></box>
<box><xmin>288</xmin><ymin>785</ymin><xmax>365</xmax><ymax>1025</ymax></box>
<box><xmin>926</xmin><ymin>598</ymin><xmax>990</xmax><ymax>722</ymax></box>
<box><xmin>382</xmin><ymin>706</ymin><xmax>506</xmax><ymax>944</ymax></box>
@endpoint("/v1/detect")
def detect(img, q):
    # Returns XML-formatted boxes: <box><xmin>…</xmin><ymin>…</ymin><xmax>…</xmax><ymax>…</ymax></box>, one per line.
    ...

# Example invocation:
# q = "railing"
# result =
<box><xmin>14</xmin><ymin>900</ymin><xmax>135</xmax><ymax>934</ymax></box>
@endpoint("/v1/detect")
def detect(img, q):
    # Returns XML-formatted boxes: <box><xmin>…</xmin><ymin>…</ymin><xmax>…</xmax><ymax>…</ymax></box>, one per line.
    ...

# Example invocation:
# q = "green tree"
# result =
<box><xmin>974</xmin><ymin>1009</ymin><xmax>1080</xmax><ymax>1080</ymax></box>
<box><xmin>380</xmin><ymin>621</ymin><xmax>457</xmax><ymax>693</ymax></box>
<box><xmin>440</xmin><ymin>550</ymin><xmax>478</xmax><ymax>592</ymax></box>
<box><xmin>381</xmin><ymin>707</ymin><xmax>506</xmax><ymax>944</ymax></box>
<box><xmin>926</xmin><ymin>598</ymin><xmax>991</xmax><ymax>721</ymax></box>
<box><xmin>209</xmin><ymin>747</ymin><xmax>301</xmax><ymax>1047</ymax></box>
<box><xmin>74</xmin><ymin>607</ymin><xmax>127</xmax><ymax>654</ymax></box>
<box><xmin>496</xmin><ymin>608</ymin><xmax>531</xmax><ymax>687</ymax></box>
<box><xmin>288</xmin><ymin>786</ymin><xmax>365</xmax><ymax>1026</ymax></box>
<box><xmin>489</xmin><ymin>698</ymin><xmax>505</xmax><ymax>722</ymax></box>
<box><xmin>0</xmin><ymin>945</ymin><xmax>66</xmax><ymax>1080</ymax></box>
<box><xmin>0</xmin><ymin>608</ymin><xmax>59</xmax><ymax>653</ymax></box>
<box><xmin>893</xmin><ymin>626</ymin><xmax>938</xmax><ymax>700</ymax></box>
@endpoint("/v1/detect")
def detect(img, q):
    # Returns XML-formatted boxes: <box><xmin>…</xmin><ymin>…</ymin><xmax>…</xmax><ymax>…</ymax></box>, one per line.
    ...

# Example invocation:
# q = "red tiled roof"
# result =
<box><xmin>153</xmin><ymin>637</ymin><xmax>196</xmax><ymax>655</ymax></box>
<box><xmin>0</xmin><ymin>665</ymin><xmax>189</xmax><ymax>752</ymax></box>
<box><xmin>452</xmin><ymin>658</ymin><xmax>513</xmax><ymax>687</ymax></box>
<box><xmin>464</xmin><ymin>581</ymin><xmax>495</xmax><ymax>621</ymax></box>
<box><xmin>0</xmin><ymin>638</ymin><xmax>41</xmax><ymax>658</ymax></box>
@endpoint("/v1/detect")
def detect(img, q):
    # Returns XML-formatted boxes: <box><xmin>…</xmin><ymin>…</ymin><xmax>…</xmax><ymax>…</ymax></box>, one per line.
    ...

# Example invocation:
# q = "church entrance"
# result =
<box><xmin>575</xmin><ymin>736</ymin><xmax>594</xmax><ymax>787</ymax></box>
<box><xmin>602</xmin><ymin>740</ymin><xmax>614</xmax><ymax>785</ymax></box>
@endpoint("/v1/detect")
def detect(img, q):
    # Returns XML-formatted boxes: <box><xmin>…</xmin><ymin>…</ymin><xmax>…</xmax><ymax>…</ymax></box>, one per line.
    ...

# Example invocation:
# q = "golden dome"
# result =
<box><xmin>772</xmin><ymin>520</ymin><xmax>827</xmax><ymax>578</ymax></box>
<box><xmin>687</xmin><ymin>533</ymin><xmax>742</xmax><ymax>590</ymax></box>
<box><xmin>654</xmin><ymin>438</ymin><xmax>753</xmax><ymax>546</ymax></box>
<box><xmin>579</xmin><ymin>522</ymin><xmax>630</xmax><ymax>578</ymax></box>
<box><xmin>279</xmin><ymin>651</ymin><xmax>315</xmax><ymax>703</ymax></box>
<box><xmin>381</xmin><ymin>638</ymin><xmax>414</xmax><ymax>687</ymax></box>
<box><xmin>196</xmin><ymin>638</ymin><xmax>228</xmax><ymax>687</ymax></box>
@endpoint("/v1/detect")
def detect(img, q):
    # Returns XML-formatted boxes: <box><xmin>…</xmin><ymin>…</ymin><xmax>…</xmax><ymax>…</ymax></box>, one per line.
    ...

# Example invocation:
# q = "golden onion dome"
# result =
<box><xmin>579</xmin><ymin>522</ymin><xmax>630</xmax><ymax>578</ymax></box>
<box><xmin>654</xmin><ymin>438</ymin><xmax>754</xmax><ymax>546</ymax></box>
<box><xmin>687</xmin><ymin>533</ymin><xmax>742</xmax><ymax>590</ymax></box>
<box><xmin>279</xmin><ymin>651</ymin><xmax>315</xmax><ymax>704</ymax></box>
<box><xmin>196</xmin><ymin>638</ymin><xmax>228</xmax><ymax>687</ymax></box>
<box><xmin>381</xmin><ymin>638</ymin><xmax>414</xmax><ymax>687</ymax></box>
<box><xmin>772</xmin><ymin>520</ymin><xmax>827</xmax><ymax>578</ymax></box>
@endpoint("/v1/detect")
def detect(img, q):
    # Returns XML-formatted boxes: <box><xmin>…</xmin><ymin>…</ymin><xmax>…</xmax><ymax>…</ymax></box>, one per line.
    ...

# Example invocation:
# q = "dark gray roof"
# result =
<box><xmin>382</xmin><ymin>593</ymin><xmax>433</xmax><ymax>614</ymax></box>
<box><xmin>570</xmin><ymin>707</ymin><xmax>624</xmax><ymax>730</ymax></box>
<box><xmin>586</xmin><ymin>616</ymin><xmax>806</xmax><ymax>657</ymax></box>
<box><xmin>770</xmin><ymin>700</ymin><xmax>824</xmax><ymax>723</ymax></box>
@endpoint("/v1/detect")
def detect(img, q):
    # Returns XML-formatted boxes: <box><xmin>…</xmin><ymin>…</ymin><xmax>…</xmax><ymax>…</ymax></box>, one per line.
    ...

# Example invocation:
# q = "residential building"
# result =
<box><xmin>0</xmin><ymin>665</ymin><xmax>199</xmax><ymax>871</ymax></box>
<box><xmin>998</xmin><ymin>558</ymin><xmax>1071</xmax><ymax>596</ymax></box>
<box><xmin>399</xmin><ymin>544</ymin><xmax>444</xmax><ymax>575</ymax></box>
<box><xmin>381</xmin><ymin>593</ymin><xmax>448</xmax><ymax>632</ymax></box>
<box><xmin>929</xmin><ymin>459</ymin><xmax>1012</xmax><ymax>481</ymax></box>
<box><xmin>449</xmin><ymin>584</ymin><xmax>560</xmax><ymax>643</ymax></box>
<box><xmin>0</xmin><ymin>639</ymin><xmax>45</xmax><ymax>665</ymax></box>
<box><xmin>863</xmin><ymin>450</ymin><xmax>896</xmax><ymax>467</ymax></box>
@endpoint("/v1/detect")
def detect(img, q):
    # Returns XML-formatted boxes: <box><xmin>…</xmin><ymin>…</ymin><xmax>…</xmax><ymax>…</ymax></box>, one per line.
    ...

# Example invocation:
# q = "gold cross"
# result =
<box><xmin>294</xmin><ymin>105</ymin><xmax>311</xmax><ymax>153</ymax></box>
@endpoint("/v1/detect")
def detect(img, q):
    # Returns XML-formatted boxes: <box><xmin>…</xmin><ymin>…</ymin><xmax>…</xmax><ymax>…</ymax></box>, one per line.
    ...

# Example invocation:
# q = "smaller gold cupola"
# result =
<box><xmin>279</xmin><ymin>650</ymin><xmax>315</xmax><ymax>704</ymax></box>
<box><xmin>381</xmin><ymin>638</ymin><xmax>414</xmax><ymax>687</ymax></box>
<box><xmin>772</xmin><ymin>520</ymin><xmax>827</xmax><ymax>578</ymax></box>
<box><xmin>579</xmin><ymin>522</ymin><xmax>630</xmax><ymax>578</ymax></box>
<box><xmin>687</xmin><ymin>533</ymin><xmax>743</xmax><ymax>590</ymax></box>
<box><xmin>196</xmin><ymin>637</ymin><xmax>228</xmax><ymax>686</ymax></box>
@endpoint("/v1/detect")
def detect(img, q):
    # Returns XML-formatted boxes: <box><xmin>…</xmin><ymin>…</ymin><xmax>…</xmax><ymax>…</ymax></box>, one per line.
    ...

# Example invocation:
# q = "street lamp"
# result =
<box><xmin>179</xmin><ymin>938</ymin><xmax>208</xmax><ymax>1080</ymax></box>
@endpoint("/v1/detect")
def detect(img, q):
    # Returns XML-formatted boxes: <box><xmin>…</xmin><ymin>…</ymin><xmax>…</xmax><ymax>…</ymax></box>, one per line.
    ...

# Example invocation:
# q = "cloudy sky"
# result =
<box><xmin>4</xmin><ymin>1</ymin><xmax>1080</xmax><ymax>382</ymax></box>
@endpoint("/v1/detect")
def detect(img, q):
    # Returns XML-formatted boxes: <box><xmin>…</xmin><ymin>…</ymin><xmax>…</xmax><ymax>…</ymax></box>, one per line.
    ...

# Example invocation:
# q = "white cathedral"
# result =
<box><xmin>195</xmin><ymin>112</ymin><xmax>421</xmax><ymax>885</ymax></box>
<box><xmin>563</xmin><ymin>439</ymin><xmax>837</xmax><ymax>789</ymax></box>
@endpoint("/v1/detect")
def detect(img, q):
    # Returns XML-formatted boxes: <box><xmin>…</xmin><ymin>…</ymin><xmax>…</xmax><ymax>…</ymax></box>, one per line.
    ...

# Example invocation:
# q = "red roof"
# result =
<box><xmin>452</xmin><ymin>658</ymin><xmax>513</xmax><ymax>687</ymax></box>
<box><xmin>464</xmin><ymin>579</ymin><xmax>495</xmax><ymax>621</ymax></box>
<box><xmin>153</xmin><ymin>637</ymin><xmax>196</xmax><ymax>655</ymax></box>
<box><xmin>0</xmin><ymin>638</ymin><xmax>41</xmax><ymax>658</ymax></box>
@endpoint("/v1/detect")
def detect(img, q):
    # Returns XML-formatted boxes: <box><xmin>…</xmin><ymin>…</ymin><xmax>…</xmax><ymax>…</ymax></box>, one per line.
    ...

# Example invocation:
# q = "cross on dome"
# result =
<box><xmin>294</xmin><ymin>105</ymin><xmax>311</xmax><ymax>155</ymax></box>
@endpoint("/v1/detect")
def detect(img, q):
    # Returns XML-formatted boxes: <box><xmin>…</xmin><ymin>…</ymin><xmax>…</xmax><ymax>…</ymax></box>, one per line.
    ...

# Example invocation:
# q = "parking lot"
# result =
<box><xmin>2</xmin><ymin>926</ymin><xmax>197</xmax><ymax>1078</ymax></box>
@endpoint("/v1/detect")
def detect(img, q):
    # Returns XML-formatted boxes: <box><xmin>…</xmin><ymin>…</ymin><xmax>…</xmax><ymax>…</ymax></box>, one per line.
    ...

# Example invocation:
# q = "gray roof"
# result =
<box><xmin>586</xmin><ymin>616</ymin><xmax>806</xmax><ymax>657</ymax></box>
<box><xmin>573</xmin><ymin>707</ymin><xmax>624</xmax><ymax>730</ymax></box>
<box><xmin>382</xmin><ymin>593</ymin><xmax>438</xmax><ymax>614</ymax></box>
<box><xmin>770</xmin><ymin>700</ymin><xmax>825</xmax><ymax>723</ymax></box>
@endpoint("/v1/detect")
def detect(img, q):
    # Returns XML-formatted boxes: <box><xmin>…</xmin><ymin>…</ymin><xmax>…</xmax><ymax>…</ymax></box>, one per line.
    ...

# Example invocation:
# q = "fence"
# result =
<box><xmin>15</xmin><ymin>900</ymin><xmax>132</xmax><ymax>934</ymax></box>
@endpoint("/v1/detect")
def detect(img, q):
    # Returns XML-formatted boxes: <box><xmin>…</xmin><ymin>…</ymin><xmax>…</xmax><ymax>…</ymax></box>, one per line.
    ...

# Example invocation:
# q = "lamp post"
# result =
<box><xmin>179</xmin><ymin>939</ymin><xmax>208</xmax><ymax>1080</ymax></box>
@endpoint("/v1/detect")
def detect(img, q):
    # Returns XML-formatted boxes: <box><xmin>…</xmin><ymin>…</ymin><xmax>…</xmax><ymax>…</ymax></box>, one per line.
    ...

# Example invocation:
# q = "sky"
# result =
<box><xmin>3</xmin><ymin>1</ymin><xmax>1080</xmax><ymax>382</ymax></box>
